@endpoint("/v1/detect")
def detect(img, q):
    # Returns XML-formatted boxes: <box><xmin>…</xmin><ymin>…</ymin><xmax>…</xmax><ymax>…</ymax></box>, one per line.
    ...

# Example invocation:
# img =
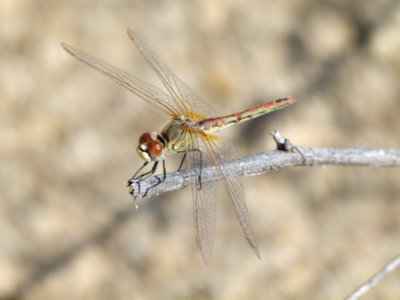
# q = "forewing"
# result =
<box><xmin>186</xmin><ymin>131</ymin><xmax>217</xmax><ymax>264</ymax></box>
<box><xmin>127</xmin><ymin>28</ymin><xmax>218</xmax><ymax>118</ymax></box>
<box><xmin>61</xmin><ymin>43</ymin><xmax>180</xmax><ymax>117</ymax></box>
<box><xmin>204</xmin><ymin>138</ymin><xmax>260</xmax><ymax>259</ymax></box>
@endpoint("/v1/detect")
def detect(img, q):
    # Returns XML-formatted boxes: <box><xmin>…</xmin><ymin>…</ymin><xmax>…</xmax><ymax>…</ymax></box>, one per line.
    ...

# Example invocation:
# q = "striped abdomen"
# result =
<box><xmin>197</xmin><ymin>97</ymin><xmax>296</xmax><ymax>134</ymax></box>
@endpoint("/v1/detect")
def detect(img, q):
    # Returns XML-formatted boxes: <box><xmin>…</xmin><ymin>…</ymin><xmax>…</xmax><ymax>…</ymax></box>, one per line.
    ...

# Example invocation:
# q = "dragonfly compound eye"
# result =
<box><xmin>138</xmin><ymin>132</ymin><xmax>153</xmax><ymax>145</ymax></box>
<box><xmin>146</xmin><ymin>140</ymin><xmax>163</xmax><ymax>160</ymax></box>
<box><xmin>137</xmin><ymin>133</ymin><xmax>164</xmax><ymax>161</ymax></box>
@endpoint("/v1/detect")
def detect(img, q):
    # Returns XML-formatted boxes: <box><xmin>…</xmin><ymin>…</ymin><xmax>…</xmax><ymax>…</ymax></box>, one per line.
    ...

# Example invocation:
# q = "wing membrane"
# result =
<box><xmin>186</xmin><ymin>131</ymin><xmax>217</xmax><ymax>264</ymax></box>
<box><xmin>186</xmin><ymin>131</ymin><xmax>260</xmax><ymax>263</ymax></box>
<box><xmin>61</xmin><ymin>43</ymin><xmax>180</xmax><ymax>117</ymax></box>
<box><xmin>127</xmin><ymin>28</ymin><xmax>218</xmax><ymax>118</ymax></box>
<box><xmin>203</xmin><ymin>138</ymin><xmax>260</xmax><ymax>259</ymax></box>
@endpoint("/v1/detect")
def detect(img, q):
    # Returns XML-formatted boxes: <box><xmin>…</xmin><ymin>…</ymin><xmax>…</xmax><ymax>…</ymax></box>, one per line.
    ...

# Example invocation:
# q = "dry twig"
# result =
<box><xmin>346</xmin><ymin>254</ymin><xmax>400</xmax><ymax>300</ymax></box>
<box><xmin>128</xmin><ymin>136</ymin><xmax>400</xmax><ymax>199</ymax></box>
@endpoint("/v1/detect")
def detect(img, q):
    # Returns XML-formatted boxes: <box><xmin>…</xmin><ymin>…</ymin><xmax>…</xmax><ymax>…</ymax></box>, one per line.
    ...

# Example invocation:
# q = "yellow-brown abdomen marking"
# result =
<box><xmin>198</xmin><ymin>97</ymin><xmax>296</xmax><ymax>134</ymax></box>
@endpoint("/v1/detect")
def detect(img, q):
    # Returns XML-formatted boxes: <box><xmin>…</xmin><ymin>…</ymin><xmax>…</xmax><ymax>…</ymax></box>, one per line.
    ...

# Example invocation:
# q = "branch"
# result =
<box><xmin>346</xmin><ymin>253</ymin><xmax>400</xmax><ymax>300</ymax></box>
<box><xmin>128</xmin><ymin>138</ymin><xmax>400</xmax><ymax>199</ymax></box>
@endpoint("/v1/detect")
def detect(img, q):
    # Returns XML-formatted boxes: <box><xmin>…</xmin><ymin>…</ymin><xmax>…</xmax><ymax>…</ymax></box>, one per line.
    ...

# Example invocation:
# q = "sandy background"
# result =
<box><xmin>1</xmin><ymin>1</ymin><xmax>400</xmax><ymax>299</ymax></box>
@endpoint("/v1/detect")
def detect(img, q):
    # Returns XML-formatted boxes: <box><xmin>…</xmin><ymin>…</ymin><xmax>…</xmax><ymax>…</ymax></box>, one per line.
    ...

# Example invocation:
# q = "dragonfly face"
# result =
<box><xmin>137</xmin><ymin>132</ymin><xmax>165</xmax><ymax>162</ymax></box>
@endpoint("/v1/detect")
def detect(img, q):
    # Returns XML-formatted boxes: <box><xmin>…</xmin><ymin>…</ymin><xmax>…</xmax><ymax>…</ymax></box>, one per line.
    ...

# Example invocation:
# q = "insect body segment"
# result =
<box><xmin>198</xmin><ymin>97</ymin><xmax>295</xmax><ymax>134</ymax></box>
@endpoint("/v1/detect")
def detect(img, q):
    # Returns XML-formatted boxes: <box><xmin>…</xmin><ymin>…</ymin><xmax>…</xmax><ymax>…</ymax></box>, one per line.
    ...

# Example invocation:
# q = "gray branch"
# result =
<box><xmin>128</xmin><ymin>146</ymin><xmax>400</xmax><ymax>199</ymax></box>
<box><xmin>346</xmin><ymin>254</ymin><xmax>400</xmax><ymax>300</ymax></box>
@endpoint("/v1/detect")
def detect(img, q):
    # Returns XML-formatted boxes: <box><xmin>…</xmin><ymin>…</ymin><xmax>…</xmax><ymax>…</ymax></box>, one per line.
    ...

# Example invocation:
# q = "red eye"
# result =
<box><xmin>147</xmin><ymin>140</ymin><xmax>163</xmax><ymax>158</ymax></box>
<box><xmin>139</xmin><ymin>132</ymin><xmax>152</xmax><ymax>144</ymax></box>
<box><xmin>137</xmin><ymin>133</ymin><xmax>164</xmax><ymax>160</ymax></box>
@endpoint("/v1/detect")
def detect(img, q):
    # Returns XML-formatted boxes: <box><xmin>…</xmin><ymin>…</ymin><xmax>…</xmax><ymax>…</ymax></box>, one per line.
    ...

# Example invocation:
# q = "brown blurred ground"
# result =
<box><xmin>1</xmin><ymin>1</ymin><xmax>400</xmax><ymax>299</ymax></box>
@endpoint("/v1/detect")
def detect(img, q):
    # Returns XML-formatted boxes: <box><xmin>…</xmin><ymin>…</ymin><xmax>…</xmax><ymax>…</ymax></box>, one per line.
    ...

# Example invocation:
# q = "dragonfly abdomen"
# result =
<box><xmin>198</xmin><ymin>97</ymin><xmax>295</xmax><ymax>134</ymax></box>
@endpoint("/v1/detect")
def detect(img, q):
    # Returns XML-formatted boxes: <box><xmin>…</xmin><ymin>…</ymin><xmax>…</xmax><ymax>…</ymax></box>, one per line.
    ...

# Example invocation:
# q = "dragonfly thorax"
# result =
<box><xmin>173</xmin><ymin>115</ymin><xmax>199</xmax><ymax>127</ymax></box>
<box><xmin>137</xmin><ymin>132</ymin><xmax>165</xmax><ymax>162</ymax></box>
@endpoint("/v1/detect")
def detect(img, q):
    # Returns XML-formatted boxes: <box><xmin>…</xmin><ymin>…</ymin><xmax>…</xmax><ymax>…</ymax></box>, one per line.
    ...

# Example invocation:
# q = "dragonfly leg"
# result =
<box><xmin>177</xmin><ymin>152</ymin><xmax>187</xmax><ymax>172</ymax></box>
<box><xmin>127</xmin><ymin>161</ymin><xmax>149</xmax><ymax>184</ymax></box>
<box><xmin>195</xmin><ymin>149</ymin><xmax>203</xmax><ymax>191</ymax></box>
<box><xmin>177</xmin><ymin>148</ymin><xmax>203</xmax><ymax>191</ymax></box>
<box><xmin>135</xmin><ymin>161</ymin><xmax>159</xmax><ymax>182</ymax></box>
<box><xmin>143</xmin><ymin>160</ymin><xmax>167</xmax><ymax>197</ymax></box>
<box><xmin>128</xmin><ymin>161</ymin><xmax>159</xmax><ymax>195</ymax></box>
<box><xmin>128</xmin><ymin>160</ymin><xmax>167</xmax><ymax>197</ymax></box>
<box><xmin>129</xmin><ymin>161</ymin><xmax>159</xmax><ymax>196</ymax></box>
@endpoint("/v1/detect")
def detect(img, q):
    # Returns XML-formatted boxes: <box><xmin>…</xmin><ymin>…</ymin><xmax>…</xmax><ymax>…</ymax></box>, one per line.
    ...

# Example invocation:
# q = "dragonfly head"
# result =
<box><xmin>137</xmin><ymin>132</ymin><xmax>164</xmax><ymax>162</ymax></box>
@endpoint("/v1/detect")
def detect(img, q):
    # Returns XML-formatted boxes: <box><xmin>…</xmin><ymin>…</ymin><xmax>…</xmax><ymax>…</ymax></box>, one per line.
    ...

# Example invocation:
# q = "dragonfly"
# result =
<box><xmin>61</xmin><ymin>28</ymin><xmax>296</xmax><ymax>264</ymax></box>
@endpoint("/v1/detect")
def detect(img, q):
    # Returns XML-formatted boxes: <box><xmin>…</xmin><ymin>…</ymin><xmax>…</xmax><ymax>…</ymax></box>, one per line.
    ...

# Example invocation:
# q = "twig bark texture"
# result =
<box><xmin>128</xmin><ymin>147</ymin><xmax>400</xmax><ymax>199</ymax></box>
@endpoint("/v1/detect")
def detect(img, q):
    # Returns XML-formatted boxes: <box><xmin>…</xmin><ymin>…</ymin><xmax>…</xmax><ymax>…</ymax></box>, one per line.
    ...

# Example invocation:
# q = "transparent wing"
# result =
<box><xmin>61</xmin><ymin>43</ymin><xmax>180</xmax><ymax>117</ymax></box>
<box><xmin>186</xmin><ymin>131</ymin><xmax>217</xmax><ymax>264</ymax></box>
<box><xmin>186</xmin><ymin>131</ymin><xmax>260</xmax><ymax>263</ymax></box>
<box><xmin>203</xmin><ymin>137</ymin><xmax>260</xmax><ymax>259</ymax></box>
<box><xmin>127</xmin><ymin>28</ymin><xmax>218</xmax><ymax>118</ymax></box>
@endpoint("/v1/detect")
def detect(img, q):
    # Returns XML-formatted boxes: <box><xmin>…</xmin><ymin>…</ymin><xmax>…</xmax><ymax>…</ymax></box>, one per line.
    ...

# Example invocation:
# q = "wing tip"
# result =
<box><xmin>127</xmin><ymin>27</ymin><xmax>136</xmax><ymax>41</ymax></box>
<box><xmin>60</xmin><ymin>42</ymin><xmax>75</xmax><ymax>56</ymax></box>
<box><xmin>202</xmin><ymin>255</ymin><xmax>211</xmax><ymax>265</ymax></box>
<box><xmin>246</xmin><ymin>234</ymin><xmax>262</xmax><ymax>259</ymax></box>
<box><xmin>201</xmin><ymin>248</ymin><xmax>212</xmax><ymax>265</ymax></box>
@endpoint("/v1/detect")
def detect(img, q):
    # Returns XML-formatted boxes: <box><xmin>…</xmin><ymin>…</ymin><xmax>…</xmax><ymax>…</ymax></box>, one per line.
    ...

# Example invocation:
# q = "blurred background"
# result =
<box><xmin>1</xmin><ymin>0</ymin><xmax>400</xmax><ymax>299</ymax></box>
